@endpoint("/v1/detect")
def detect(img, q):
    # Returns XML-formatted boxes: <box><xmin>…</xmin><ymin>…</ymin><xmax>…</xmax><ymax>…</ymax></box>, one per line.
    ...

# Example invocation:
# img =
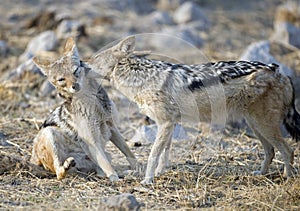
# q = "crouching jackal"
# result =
<box><xmin>30</xmin><ymin>37</ymin><xmax>136</xmax><ymax>181</ymax></box>
<box><xmin>89</xmin><ymin>36</ymin><xmax>300</xmax><ymax>184</ymax></box>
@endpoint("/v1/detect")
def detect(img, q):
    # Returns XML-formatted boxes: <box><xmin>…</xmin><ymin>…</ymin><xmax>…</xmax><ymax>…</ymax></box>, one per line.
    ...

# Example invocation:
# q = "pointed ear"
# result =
<box><xmin>113</xmin><ymin>36</ymin><xmax>135</xmax><ymax>58</ymax></box>
<box><xmin>64</xmin><ymin>37</ymin><xmax>80</xmax><ymax>66</ymax></box>
<box><xmin>32</xmin><ymin>56</ymin><xmax>52</xmax><ymax>76</ymax></box>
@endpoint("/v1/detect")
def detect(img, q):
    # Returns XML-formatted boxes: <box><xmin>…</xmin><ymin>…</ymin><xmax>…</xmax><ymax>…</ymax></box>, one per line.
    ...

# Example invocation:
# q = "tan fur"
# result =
<box><xmin>31</xmin><ymin>127</ymin><xmax>96</xmax><ymax>180</ymax></box>
<box><xmin>31</xmin><ymin>37</ymin><xmax>137</xmax><ymax>181</ymax></box>
<box><xmin>89</xmin><ymin>36</ymin><xmax>298</xmax><ymax>184</ymax></box>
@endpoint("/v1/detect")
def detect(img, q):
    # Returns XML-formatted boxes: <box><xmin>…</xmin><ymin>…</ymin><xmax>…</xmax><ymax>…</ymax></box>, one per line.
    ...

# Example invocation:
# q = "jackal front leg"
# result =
<box><xmin>141</xmin><ymin>122</ymin><xmax>174</xmax><ymax>185</ymax></box>
<box><xmin>110</xmin><ymin>125</ymin><xmax>137</xmax><ymax>168</ymax></box>
<box><xmin>76</xmin><ymin>119</ymin><xmax>119</xmax><ymax>182</ymax></box>
<box><xmin>155</xmin><ymin>136</ymin><xmax>172</xmax><ymax>177</ymax></box>
<box><xmin>81</xmin><ymin>141</ymin><xmax>119</xmax><ymax>182</ymax></box>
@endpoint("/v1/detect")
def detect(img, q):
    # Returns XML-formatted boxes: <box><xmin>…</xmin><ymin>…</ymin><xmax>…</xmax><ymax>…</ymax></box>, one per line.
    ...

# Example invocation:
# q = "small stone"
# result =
<box><xmin>271</xmin><ymin>22</ymin><xmax>300</xmax><ymax>49</ymax></box>
<box><xmin>2</xmin><ymin>59</ymin><xmax>40</xmax><ymax>80</ymax></box>
<box><xmin>163</xmin><ymin>26</ymin><xmax>203</xmax><ymax>47</ymax></box>
<box><xmin>39</xmin><ymin>80</ymin><xmax>55</xmax><ymax>97</ymax></box>
<box><xmin>240</xmin><ymin>40</ymin><xmax>294</xmax><ymax>77</ymax></box>
<box><xmin>0</xmin><ymin>132</ymin><xmax>11</xmax><ymax>146</ymax></box>
<box><xmin>130</xmin><ymin>124</ymin><xmax>188</xmax><ymax>145</ymax></box>
<box><xmin>103</xmin><ymin>193</ymin><xmax>142</xmax><ymax>211</ymax></box>
<box><xmin>274</xmin><ymin>1</ymin><xmax>299</xmax><ymax>25</ymax></box>
<box><xmin>148</xmin><ymin>26</ymin><xmax>203</xmax><ymax>50</ymax></box>
<box><xmin>173</xmin><ymin>1</ymin><xmax>209</xmax><ymax>26</ymax></box>
<box><xmin>173</xmin><ymin>124</ymin><xmax>188</xmax><ymax>141</ymax></box>
<box><xmin>56</xmin><ymin>20</ymin><xmax>87</xmax><ymax>39</ymax></box>
<box><xmin>157</xmin><ymin>0</ymin><xmax>186</xmax><ymax>11</ymax></box>
<box><xmin>147</xmin><ymin>11</ymin><xmax>173</xmax><ymax>25</ymax></box>
<box><xmin>0</xmin><ymin>40</ymin><xmax>9</xmax><ymax>57</ymax></box>
<box><xmin>105</xmin><ymin>0</ymin><xmax>155</xmax><ymax>14</ymax></box>
<box><xmin>0</xmin><ymin>132</ymin><xmax>6</xmax><ymax>140</ymax></box>
<box><xmin>23</xmin><ymin>10</ymin><xmax>58</xmax><ymax>31</ymax></box>
<box><xmin>19</xmin><ymin>31</ymin><xmax>58</xmax><ymax>62</ymax></box>
<box><xmin>130</xmin><ymin>124</ymin><xmax>157</xmax><ymax>145</ymax></box>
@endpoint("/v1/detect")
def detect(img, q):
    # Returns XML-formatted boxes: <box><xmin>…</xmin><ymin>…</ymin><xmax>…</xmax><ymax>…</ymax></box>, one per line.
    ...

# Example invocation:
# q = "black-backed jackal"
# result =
<box><xmin>30</xmin><ymin>38</ymin><xmax>136</xmax><ymax>181</ymax></box>
<box><xmin>89</xmin><ymin>36</ymin><xmax>300</xmax><ymax>184</ymax></box>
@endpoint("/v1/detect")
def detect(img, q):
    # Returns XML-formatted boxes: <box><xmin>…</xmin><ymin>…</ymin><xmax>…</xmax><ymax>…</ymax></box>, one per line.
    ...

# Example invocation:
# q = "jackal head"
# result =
<box><xmin>88</xmin><ymin>36</ymin><xmax>135</xmax><ymax>79</ymax></box>
<box><xmin>33</xmin><ymin>37</ymin><xmax>85</xmax><ymax>99</ymax></box>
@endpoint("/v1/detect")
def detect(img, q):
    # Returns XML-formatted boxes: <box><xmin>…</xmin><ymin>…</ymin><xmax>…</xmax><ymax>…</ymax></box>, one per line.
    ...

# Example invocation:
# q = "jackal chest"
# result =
<box><xmin>133</xmin><ymin>90</ymin><xmax>184</xmax><ymax>122</ymax></box>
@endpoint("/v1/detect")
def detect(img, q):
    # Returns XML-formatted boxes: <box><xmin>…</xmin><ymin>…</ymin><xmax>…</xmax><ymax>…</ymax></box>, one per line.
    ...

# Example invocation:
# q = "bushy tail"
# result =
<box><xmin>284</xmin><ymin>81</ymin><xmax>300</xmax><ymax>141</ymax></box>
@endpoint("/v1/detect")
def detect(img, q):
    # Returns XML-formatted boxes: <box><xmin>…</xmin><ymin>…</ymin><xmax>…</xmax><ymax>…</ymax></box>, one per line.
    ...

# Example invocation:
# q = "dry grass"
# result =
<box><xmin>0</xmin><ymin>72</ymin><xmax>300</xmax><ymax>210</ymax></box>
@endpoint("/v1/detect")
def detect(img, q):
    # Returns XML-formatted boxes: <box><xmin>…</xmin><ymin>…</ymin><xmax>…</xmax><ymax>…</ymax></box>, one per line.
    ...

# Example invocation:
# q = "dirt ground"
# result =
<box><xmin>1</xmin><ymin>0</ymin><xmax>300</xmax><ymax>210</ymax></box>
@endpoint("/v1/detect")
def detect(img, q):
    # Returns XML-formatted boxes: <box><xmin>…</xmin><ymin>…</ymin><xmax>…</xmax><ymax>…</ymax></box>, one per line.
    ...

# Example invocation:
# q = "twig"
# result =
<box><xmin>6</xmin><ymin>140</ymin><xmax>30</xmax><ymax>154</ymax></box>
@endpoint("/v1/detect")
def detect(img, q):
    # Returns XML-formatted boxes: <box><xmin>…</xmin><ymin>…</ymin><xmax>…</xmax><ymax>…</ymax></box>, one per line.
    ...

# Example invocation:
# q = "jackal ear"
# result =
<box><xmin>113</xmin><ymin>36</ymin><xmax>135</xmax><ymax>57</ymax></box>
<box><xmin>64</xmin><ymin>37</ymin><xmax>80</xmax><ymax>66</ymax></box>
<box><xmin>32</xmin><ymin>56</ymin><xmax>52</xmax><ymax>76</ymax></box>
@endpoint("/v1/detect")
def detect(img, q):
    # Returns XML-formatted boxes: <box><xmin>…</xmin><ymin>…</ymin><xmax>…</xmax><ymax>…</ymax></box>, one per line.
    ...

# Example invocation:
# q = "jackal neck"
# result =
<box><xmin>112</xmin><ymin>56</ymin><xmax>164</xmax><ymax>87</ymax></box>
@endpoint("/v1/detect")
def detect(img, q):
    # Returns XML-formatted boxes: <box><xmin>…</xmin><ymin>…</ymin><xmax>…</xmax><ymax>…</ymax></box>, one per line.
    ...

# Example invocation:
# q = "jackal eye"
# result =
<box><xmin>73</xmin><ymin>67</ymin><xmax>81</xmax><ymax>78</ymax></box>
<box><xmin>57</xmin><ymin>78</ymin><xmax>66</xmax><ymax>85</ymax></box>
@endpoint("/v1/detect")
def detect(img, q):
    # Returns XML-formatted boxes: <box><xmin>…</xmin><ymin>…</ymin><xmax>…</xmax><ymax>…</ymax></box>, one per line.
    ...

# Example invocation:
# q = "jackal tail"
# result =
<box><xmin>284</xmin><ymin>80</ymin><xmax>300</xmax><ymax>142</ymax></box>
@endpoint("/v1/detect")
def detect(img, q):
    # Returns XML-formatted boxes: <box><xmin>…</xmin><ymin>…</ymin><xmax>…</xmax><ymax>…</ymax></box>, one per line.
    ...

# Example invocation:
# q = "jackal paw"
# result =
<box><xmin>141</xmin><ymin>177</ymin><xmax>154</xmax><ymax>185</ymax></box>
<box><xmin>63</xmin><ymin>157</ymin><xmax>76</xmax><ymax>170</ymax></box>
<box><xmin>109</xmin><ymin>174</ymin><xmax>119</xmax><ymax>182</ymax></box>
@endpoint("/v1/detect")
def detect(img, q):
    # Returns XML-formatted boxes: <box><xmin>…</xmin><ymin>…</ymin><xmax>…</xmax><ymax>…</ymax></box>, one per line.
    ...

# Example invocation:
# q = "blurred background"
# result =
<box><xmin>1</xmin><ymin>0</ymin><xmax>300</xmax><ymax>121</ymax></box>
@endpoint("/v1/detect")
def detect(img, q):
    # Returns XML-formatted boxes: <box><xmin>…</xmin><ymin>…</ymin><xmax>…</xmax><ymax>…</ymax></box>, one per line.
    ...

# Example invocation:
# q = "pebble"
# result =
<box><xmin>105</xmin><ymin>0</ymin><xmax>154</xmax><ymax>14</ymax></box>
<box><xmin>157</xmin><ymin>0</ymin><xmax>186</xmax><ymax>11</ymax></box>
<box><xmin>56</xmin><ymin>20</ymin><xmax>87</xmax><ymax>39</ymax></box>
<box><xmin>103</xmin><ymin>193</ymin><xmax>142</xmax><ymax>211</ymax></box>
<box><xmin>19</xmin><ymin>31</ymin><xmax>58</xmax><ymax>62</ymax></box>
<box><xmin>173</xmin><ymin>1</ymin><xmax>209</xmax><ymax>26</ymax></box>
<box><xmin>39</xmin><ymin>80</ymin><xmax>55</xmax><ymax>97</ymax></box>
<box><xmin>271</xmin><ymin>22</ymin><xmax>300</xmax><ymax>49</ymax></box>
<box><xmin>148</xmin><ymin>25</ymin><xmax>203</xmax><ymax>50</ymax></box>
<box><xmin>0</xmin><ymin>40</ymin><xmax>9</xmax><ymax>57</ymax></box>
<box><xmin>147</xmin><ymin>11</ymin><xmax>173</xmax><ymax>25</ymax></box>
<box><xmin>274</xmin><ymin>1</ymin><xmax>299</xmax><ymax>25</ymax></box>
<box><xmin>240</xmin><ymin>40</ymin><xmax>294</xmax><ymax>77</ymax></box>
<box><xmin>130</xmin><ymin>124</ymin><xmax>188</xmax><ymax>145</ymax></box>
<box><xmin>3</xmin><ymin>59</ymin><xmax>40</xmax><ymax>80</ymax></box>
<box><xmin>0</xmin><ymin>132</ymin><xmax>11</xmax><ymax>147</ymax></box>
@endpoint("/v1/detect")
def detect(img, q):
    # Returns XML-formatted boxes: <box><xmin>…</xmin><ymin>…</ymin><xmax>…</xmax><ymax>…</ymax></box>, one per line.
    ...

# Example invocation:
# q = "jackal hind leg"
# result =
<box><xmin>141</xmin><ymin>122</ymin><xmax>174</xmax><ymax>185</ymax></box>
<box><xmin>247</xmin><ymin>118</ymin><xmax>294</xmax><ymax>177</ymax></box>
<box><xmin>270</xmin><ymin>136</ymin><xmax>294</xmax><ymax>177</ymax></box>
<box><xmin>33</xmin><ymin>127</ymin><xmax>76</xmax><ymax>180</ymax></box>
<box><xmin>247</xmin><ymin>121</ymin><xmax>275</xmax><ymax>175</ymax></box>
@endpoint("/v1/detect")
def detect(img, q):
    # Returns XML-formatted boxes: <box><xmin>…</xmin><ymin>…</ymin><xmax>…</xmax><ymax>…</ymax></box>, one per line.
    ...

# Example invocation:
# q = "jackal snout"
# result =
<box><xmin>64</xmin><ymin>77</ymin><xmax>80</xmax><ymax>93</ymax></box>
<box><xmin>72</xmin><ymin>82</ymin><xmax>80</xmax><ymax>92</ymax></box>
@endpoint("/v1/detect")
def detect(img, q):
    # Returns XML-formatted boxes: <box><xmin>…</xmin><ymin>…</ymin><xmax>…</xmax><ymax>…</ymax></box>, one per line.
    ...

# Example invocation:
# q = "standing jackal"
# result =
<box><xmin>89</xmin><ymin>36</ymin><xmax>300</xmax><ymax>184</ymax></box>
<box><xmin>31</xmin><ymin>37</ymin><xmax>136</xmax><ymax>181</ymax></box>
